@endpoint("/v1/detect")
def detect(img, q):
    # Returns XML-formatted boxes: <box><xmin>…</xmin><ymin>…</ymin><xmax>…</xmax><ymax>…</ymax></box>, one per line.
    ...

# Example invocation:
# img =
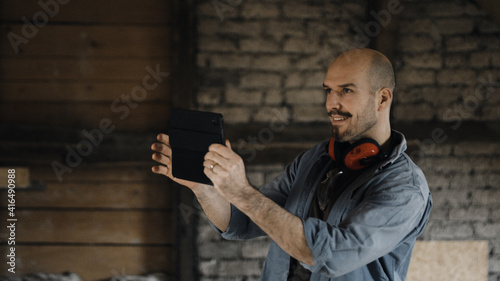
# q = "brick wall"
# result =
<box><xmin>396</xmin><ymin>2</ymin><xmax>500</xmax><ymax>279</ymax></box>
<box><xmin>194</xmin><ymin>0</ymin><xmax>500</xmax><ymax>280</ymax></box>
<box><xmin>197</xmin><ymin>0</ymin><xmax>368</xmax><ymax>124</ymax></box>
<box><xmin>393</xmin><ymin>0</ymin><xmax>500</xmax><ymax>123</ymax></box>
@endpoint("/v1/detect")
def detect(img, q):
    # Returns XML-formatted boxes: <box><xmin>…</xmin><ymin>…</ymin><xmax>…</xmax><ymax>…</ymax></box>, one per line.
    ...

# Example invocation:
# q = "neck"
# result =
<box><xmin>376</xmin><ymin>125</ymin><xmax>392</xmax><ymax>153</ymax></box>
<box><xmin>352</xmin><ymin>123</ymin><xmax>391</xmax><ymax>150</ymax></box>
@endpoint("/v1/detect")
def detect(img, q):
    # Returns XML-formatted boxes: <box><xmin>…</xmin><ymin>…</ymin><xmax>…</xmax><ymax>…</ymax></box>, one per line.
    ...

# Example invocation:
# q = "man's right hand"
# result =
<box><xmin>151</xmin><ymin>133</ymin><xmax>207</xmax><ymax>191</ymax></box>
<box><xmin>152</xmin><ymin>133</ymin><xmax>232</xmax><ymax>231</ymax></box>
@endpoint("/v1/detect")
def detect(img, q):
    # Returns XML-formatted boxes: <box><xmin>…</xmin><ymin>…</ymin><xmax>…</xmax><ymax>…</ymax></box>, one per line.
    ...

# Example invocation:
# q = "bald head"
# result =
<box><xmin>335</xmin><ymin>48</ymin><xmax>395</xmax><ymax>93</ymax></box>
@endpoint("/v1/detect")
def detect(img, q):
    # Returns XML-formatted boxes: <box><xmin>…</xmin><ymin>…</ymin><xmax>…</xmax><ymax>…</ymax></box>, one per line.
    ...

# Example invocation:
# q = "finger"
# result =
<box><xmin>203</xmin><ymin>159</ymin><xmax>222</xmax><ymax>171</ymax></box>
<box><xmin>152</xmin><ymin>152</ymin><xmax>171</xmax><ymax>167</ymax></box>
<box><xmin>203</xmin><ymin>166</ymin><xmax>214</xmax><ymax>182</ymax></box>
<box><xmin>203</xmin><ymin>165</ymin><xmax>221</xmax><ymax>185</ymax></box>
<box><xmin>204</xmin><ymin>150</ymin><xmax>231</xmax><ymax>169</ymax></box>
<box><xmin>209</xmin><ymin>143</ymin><xmax>236</xmax><ymax>160</ymax></box>
<box><xmin>151</xmin><ymin>142</ymin><xmax>172</xmax><ymax>156</ymax></box>
<box><xmin>152</xmin><ymin>165</ymin><xmax>169</xmax><ymax>176</ymax></box>
<box><xmin>157</xmin><ymin>133</ymin><xmax>170</xmax><ymax>146</ymax></box>
<box><xmin>225</xmin><ymin>139</ymin><xmax>232</xmax><ymax>150</ymax></box>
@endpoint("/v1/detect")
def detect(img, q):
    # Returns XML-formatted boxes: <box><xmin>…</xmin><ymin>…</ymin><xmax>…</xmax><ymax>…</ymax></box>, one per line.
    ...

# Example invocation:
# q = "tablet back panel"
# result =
<box><xmin>168</xmin><ymin>108</ymin><xmax>224</xmax><ymax>184</ymax></box>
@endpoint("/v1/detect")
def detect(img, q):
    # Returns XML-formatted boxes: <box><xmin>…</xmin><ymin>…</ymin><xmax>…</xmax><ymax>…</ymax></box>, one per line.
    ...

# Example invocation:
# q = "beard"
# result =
<box><xmin>330</xmin><ymin>99</ymin><xmax>377</xmax><ymax>143</ymax></box>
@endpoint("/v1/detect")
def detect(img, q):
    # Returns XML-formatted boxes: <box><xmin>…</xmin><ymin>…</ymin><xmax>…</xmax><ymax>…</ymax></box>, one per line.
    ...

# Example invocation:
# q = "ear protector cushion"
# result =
<box><xmin>329</xmin><ymin>137</ymin><xmax>381</xmax><ymax>170</ymax></box>
<box><xmin>328</xmin><ymin>137</ymin><xmax>336</xmax><ymax>160</ymax></box>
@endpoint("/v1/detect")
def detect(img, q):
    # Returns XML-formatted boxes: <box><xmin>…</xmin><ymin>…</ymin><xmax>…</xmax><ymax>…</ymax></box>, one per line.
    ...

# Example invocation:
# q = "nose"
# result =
<box><xmin>326</xmin><ymin>92</ymin><xmax>340</xmax><ymax>111</ymax></box>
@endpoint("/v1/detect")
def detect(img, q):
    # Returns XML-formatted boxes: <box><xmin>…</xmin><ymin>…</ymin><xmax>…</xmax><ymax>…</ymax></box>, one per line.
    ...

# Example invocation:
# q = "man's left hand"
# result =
<box><xmin>204</xmin><ymin>139</ymin><xmax>314</xmax><ymax>266</ymax></box>
<box><xmin>204</xmin><ymin>140</ymin><xmax>252</xmax><ymax>202</ymax></box>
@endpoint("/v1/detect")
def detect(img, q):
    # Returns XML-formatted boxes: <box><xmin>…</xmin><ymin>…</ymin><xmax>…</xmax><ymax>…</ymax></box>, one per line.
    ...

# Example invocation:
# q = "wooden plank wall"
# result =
<box><xmin>0</xmin><ymin>0</ymin><xmax>172</xmax><ymax>131</ymax></box>
<box><xmin>0</xmin><ymin>0</ymin><xmax>180</xmax><ymax>279</ymax></box>
<box><xmin>0</xmin><ymin>164</ymin><xmax>176</xmax><ymax>280</ymax></box>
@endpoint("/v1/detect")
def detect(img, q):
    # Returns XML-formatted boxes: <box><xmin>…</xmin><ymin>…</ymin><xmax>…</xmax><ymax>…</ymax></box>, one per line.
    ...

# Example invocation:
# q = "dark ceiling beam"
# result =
<box><xmin>372</xmin><ymin>0</ymin><xmax>401</xmax><ymax>62</ymax></box>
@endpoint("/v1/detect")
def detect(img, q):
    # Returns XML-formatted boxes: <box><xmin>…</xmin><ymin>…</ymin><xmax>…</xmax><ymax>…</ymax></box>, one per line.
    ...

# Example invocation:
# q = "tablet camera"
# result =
<box><xmin>212</xmin><ymin>116</ymin><xmax>221</xmax><ymax>126</ymax></box>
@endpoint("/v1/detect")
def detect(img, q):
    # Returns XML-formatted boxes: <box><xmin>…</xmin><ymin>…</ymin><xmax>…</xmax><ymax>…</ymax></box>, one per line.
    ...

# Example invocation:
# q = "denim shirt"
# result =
<box><xmin>211</xmin><ymin>130</ymin><xmax>432</xmax><ymax>281</ymax></box>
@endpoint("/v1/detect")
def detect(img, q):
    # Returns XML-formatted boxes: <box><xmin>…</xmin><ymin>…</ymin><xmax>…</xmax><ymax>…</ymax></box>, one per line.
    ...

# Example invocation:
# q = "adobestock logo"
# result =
<box><xmin>337</xmin><ymin>0</ymin><xmax>403</xmax><ymax>55</ymax></box>
<box><xmin>409</xmin><ymin>74</ymin><xmax>498</xmax><ymax>166</ymax></box>
<box><xmin>237</xmin><ymin>108</ymin><xmax>290</xmax><ymax>163</ymax></box>
<box><xmin>6</xmin><ymin>0</ymin><xmax>71</xmax><ymax>54</ymax></box>
<box><xmin>212</xmin><ymin>0</ymin><xmax>244</xmax><ymax>22</ymax></box>
<box><xmin>51</xmin><ymin>64</ymin><xmax>170</xmax><ymax>182</ymax></box>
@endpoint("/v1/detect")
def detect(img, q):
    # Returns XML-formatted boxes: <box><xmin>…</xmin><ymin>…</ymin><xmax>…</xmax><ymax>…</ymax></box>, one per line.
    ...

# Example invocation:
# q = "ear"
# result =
<box><xmin>377</xmin><ymin>87</ymin><xmax>393</xmax><ymax>111</ymax></box>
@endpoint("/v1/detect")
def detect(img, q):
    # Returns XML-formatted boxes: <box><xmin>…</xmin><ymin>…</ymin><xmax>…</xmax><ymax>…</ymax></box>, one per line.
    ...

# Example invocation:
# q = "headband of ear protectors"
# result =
<box><xmin>328</xmin><ymin>137</ymin><xmax>381</xmax><ymax>170</ymax></box>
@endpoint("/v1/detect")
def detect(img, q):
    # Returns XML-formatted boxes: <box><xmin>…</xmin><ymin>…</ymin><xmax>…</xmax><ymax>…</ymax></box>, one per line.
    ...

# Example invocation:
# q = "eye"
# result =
<box><xmin>342</xmin><ymin>88</ymin><xmax>352</xmax><ymax>95</ymax></box>
<box><xmin>324</xmin><ymin>88</ymin><xmax>332</xmax><ymax>94</ymax></box>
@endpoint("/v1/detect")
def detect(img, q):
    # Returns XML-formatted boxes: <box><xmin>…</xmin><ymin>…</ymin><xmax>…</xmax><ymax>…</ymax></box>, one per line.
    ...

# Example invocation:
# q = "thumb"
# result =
<box><xmin>225</xmin><ymin>139</ymin><xmax>232</xmax><ymax>150</ymax></box>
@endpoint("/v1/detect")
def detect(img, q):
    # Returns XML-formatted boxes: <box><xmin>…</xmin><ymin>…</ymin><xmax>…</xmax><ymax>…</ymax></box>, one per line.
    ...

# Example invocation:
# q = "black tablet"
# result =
<box><xmin>168</xmin><ymin>108</ymin><xmax>224</xmax><ymax>184</ymax></box>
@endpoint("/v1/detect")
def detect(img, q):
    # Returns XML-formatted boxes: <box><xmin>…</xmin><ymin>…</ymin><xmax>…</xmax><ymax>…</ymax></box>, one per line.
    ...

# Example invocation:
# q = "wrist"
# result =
<box><xmin>191</xmin><ymin>183</ymin><xmax>215</xmax><ymax>198</ymax></box>
<box><xmin>231</xmin><ymin>184</ymin><xmax>261</xmax><ymax>213</ymax></box>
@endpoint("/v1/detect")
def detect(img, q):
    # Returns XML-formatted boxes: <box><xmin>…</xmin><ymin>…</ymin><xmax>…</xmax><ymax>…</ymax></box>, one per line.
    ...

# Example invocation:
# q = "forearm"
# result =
<box><xmin>233</xmin><ymin>185</ymin><xmax>314</xmax><ymax>265</ymax></box>
<box><xmin>192</xmin><ymin>184</ymin><xmax>231</xmax><ymax>232</ymax></box>
<box><xmin>202</xmin><ymin>142</ymin><xmax>312</xmax><ymax>264</ymax></box>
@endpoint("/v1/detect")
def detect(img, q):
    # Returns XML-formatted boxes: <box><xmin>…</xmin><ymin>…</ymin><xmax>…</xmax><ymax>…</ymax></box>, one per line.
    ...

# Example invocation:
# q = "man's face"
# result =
<box><xmin>323</xmin><ymin>58</ymin><xmax>379</xmax><ymax>143</ymax></box>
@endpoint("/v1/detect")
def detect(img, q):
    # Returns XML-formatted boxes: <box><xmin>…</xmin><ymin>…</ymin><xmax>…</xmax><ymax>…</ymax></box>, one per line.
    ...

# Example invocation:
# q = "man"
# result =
<box><xmin>151</xmin><ymin>48</ymin><xmax>432</xmax><ymax>280</ymax></box>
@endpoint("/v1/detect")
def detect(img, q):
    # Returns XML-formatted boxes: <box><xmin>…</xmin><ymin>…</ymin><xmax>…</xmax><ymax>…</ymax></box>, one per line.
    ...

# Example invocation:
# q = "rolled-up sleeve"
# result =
<box><xmin>301</xmin><ymin>182</ymin><xmax>429</xmax><ymax>277</ymax></box>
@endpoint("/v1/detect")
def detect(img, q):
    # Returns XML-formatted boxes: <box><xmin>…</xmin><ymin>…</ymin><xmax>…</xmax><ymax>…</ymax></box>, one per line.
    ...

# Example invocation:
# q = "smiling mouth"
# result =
<box><xmin>332</xmin><ymin>116</ymin><xmax>348</xmax><ymax>121</ymax></box>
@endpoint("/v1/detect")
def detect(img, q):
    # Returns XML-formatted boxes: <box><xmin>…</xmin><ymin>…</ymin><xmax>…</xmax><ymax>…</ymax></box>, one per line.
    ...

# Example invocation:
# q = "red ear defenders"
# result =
<box><xmin>328</xmin><ymin>137</ymin><xmax>381</xmax><ymax>170</ymax></box>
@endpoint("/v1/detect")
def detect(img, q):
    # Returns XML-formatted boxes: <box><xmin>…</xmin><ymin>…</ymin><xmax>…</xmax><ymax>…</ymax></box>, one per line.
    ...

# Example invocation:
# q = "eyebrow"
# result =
<box><xmin>338</xmin><ymin>83</ymin><xmax>357</xmax><ymax>88</ymax></box>
<box><xmin>323</xmin><ymin>83</ymin><xmax>357</xmax><ymax>88</ymax></box>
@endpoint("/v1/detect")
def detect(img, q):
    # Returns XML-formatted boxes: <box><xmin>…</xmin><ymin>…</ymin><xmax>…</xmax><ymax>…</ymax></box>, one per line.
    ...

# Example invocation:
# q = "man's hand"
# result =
<box><xmin>151</xmin><ymin>133</ymin><xmax>232</xmax><ymax>231</ymax></box>
<box><xmin>203</xmin><ymin>140</ymin><xmax>253</xmax><ymax>203</ymax></box>
<box><xmin>151</xmin><ymin>133</ymin><xmax>206</xmax><ymax>190</ymax></box>
<box><xmin>203</xmin><ymin>140</ymin><xmax>314</xmax><ymax>266</ymax></box>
